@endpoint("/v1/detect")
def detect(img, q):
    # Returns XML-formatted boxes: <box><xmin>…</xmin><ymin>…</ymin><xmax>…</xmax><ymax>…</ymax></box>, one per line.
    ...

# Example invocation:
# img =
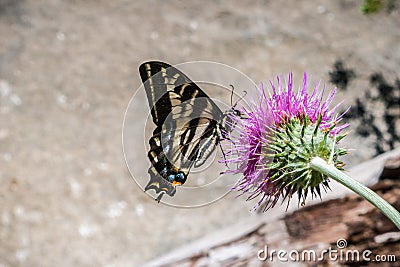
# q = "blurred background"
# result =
<box><xmin>0</xmin><ymin>0</ymin><xmax>399</xmax><ymax>266</ymax></box>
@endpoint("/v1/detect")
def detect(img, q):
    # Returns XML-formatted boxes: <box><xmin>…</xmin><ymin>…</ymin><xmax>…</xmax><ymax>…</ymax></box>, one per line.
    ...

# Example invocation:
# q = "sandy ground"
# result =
<box><xmin>0</xmin><ymin>1</ymin><xmax>399</xmax><ymax>266</ymax></box>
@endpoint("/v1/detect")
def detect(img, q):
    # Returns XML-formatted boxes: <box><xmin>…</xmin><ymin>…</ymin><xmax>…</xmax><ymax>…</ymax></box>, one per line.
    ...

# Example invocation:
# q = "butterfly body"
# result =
<box><xmin>139</xmin><ymin>61</ymin><xmax>235</xmax><ymax>202</ymax></box>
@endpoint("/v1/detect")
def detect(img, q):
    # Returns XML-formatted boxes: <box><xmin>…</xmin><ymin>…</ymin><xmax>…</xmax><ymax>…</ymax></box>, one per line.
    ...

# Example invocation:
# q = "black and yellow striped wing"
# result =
<box><xmin>139</xmin><ymin>61</ymin><xmax>226</xmax><ymax>201</ymax></box>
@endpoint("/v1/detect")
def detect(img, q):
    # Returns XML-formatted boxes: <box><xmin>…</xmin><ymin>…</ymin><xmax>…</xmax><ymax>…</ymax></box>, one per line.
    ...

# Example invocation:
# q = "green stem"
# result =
<box><xmin>310</xmin><ymin>156</ymin><xmax>400</xmax><ymax>229</ymax></box>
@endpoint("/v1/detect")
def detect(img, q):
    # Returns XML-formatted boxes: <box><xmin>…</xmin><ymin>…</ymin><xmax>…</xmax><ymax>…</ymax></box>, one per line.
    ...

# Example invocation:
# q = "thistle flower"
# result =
<box><xmin>224</xmin><ymin>73</ymin><xmax>349</xmax><ymax>211</ymax></box>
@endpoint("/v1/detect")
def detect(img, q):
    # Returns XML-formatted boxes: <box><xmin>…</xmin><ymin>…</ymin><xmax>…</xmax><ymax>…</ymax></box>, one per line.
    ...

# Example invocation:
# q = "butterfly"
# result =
<box><xmin>139</xmin><ymin>61</ymin><xmax>240</xmax><ymax>202</ymax></box>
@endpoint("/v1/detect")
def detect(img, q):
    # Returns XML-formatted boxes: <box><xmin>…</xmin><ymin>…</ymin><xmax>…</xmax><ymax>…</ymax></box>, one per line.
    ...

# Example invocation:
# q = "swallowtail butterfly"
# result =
<box><xmin>139</xmin><ymin>61</ymin><xmax>239</xmax><ymax>202</ymax></box>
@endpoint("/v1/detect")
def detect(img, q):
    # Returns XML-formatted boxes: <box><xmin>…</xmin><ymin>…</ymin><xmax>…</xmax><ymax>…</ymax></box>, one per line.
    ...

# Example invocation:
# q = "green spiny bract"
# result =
<box><xmin>262</xmin><ymin>116</ymin><xmax>347</xmax><ymax>205</ymax></box>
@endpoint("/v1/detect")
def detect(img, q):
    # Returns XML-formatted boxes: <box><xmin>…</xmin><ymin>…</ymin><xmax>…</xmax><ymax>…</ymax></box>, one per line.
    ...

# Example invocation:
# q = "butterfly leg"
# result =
<box><xmin>218</xmin><ymin>141</ymin><xmax>229</xmax><ymax>168</ymax></box>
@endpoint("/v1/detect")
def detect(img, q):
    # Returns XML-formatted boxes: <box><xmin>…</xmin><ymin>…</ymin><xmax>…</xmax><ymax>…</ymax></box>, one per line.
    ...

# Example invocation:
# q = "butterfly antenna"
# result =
<box><xmin>232</xmin><ymin>90</ymin><xmax>247</xmax><ymax>109</ymax></box>
<box><xmin>229</xmin><ymin>84</ymin><xmax>235</xmax><ymax>106</ymax></box>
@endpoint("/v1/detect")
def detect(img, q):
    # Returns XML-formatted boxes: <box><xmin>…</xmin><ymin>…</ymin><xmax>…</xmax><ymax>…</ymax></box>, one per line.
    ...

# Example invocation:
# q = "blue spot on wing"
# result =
<box><xmin>167</xmin><ymin>174</ymin><xmax>175</xmax><ymax>182</ymax></box>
